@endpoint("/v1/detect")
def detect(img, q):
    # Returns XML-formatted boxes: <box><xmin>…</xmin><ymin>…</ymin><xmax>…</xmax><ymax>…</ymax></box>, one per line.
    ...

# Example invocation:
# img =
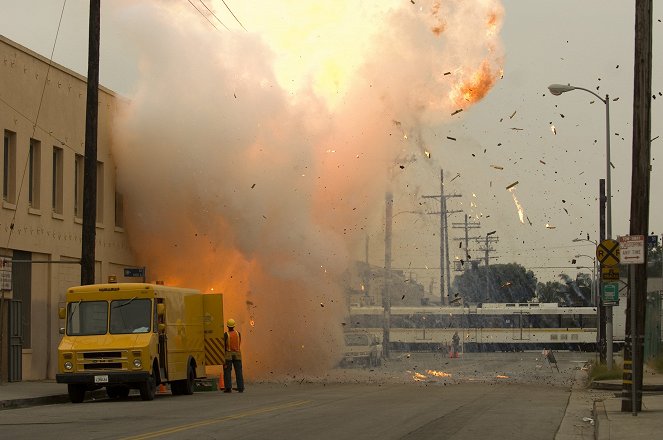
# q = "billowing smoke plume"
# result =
<box><xmin>110</xmin><ymin>0</ymin><xmax>504</xmax><ymax>378</ymax></box>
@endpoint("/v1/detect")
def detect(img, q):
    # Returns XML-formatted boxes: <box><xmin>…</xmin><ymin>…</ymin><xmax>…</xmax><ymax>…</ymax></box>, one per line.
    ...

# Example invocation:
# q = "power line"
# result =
<box><xmin>219</xmin><ymin>0</ymin><xmax>247</xmax><ymax>31</ymax></box>
<box><xmin>198</xmin><ymin>0</ymin><xmax>230</xmax><ymax>31</ymax></box>
<box><xmin>186</xmin><ymin>0</ymin><xmax>225</xmax><ymax>31</ymax></box>
<box><xmin>5</xmin><ymin>0</ymin><xmax>68</xmax><ymax>249</ymax></box>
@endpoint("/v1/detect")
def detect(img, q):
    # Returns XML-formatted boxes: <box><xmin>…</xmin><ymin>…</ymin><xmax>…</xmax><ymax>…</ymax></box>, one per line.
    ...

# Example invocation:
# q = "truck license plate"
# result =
<box><xmin>94</xmin><ymin>375</ymin><xmax>109</xmax><ymax>384</ymax></box>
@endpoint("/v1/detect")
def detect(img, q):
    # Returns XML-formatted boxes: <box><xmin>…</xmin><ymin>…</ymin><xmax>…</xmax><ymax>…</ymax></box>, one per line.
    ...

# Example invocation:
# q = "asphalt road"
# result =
<box><xmin>0</xmin><ymin>352</ymin><xmax>591</xmax><ymax>440</ymax></box>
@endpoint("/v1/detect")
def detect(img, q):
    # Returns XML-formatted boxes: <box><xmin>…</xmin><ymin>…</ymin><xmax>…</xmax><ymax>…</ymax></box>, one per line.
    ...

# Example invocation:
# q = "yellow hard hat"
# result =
<box><xmin>226</xmin><ymin>318</ymin><xmax>236</xmax><ymax>328</ymax></box>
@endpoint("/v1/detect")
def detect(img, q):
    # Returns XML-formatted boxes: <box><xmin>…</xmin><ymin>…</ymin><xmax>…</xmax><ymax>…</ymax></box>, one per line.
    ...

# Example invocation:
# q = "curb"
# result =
<box><xmin>590</xmin><ymin>381</ymin><xmax>663</xmax><ymax>391</ymax></box>
<box><xmin>592</xmin><ymin>400</ymin><xmax>609</xmax><ymax>440</ymax></box>
<box><xmin>0</xmin><ymin>389</ymin><xmax>107</xmax><ymax>411</ymax></box>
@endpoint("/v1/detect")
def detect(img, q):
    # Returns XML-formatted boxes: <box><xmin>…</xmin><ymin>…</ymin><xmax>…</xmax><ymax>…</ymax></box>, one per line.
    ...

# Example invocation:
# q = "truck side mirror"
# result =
<box><xmin>58</xmin><ymin>307</ymin><xmax>66</xmax><ymax>319</ymax></box>
<box><xmin>158</xmin><ymin>323</ymin><xmax>166</xmax><ymax>333</ymax></box>
<box><xmin>157</xmin><ymin>303</ymin><xmax>166</xmax><ymax>317</ymax></box>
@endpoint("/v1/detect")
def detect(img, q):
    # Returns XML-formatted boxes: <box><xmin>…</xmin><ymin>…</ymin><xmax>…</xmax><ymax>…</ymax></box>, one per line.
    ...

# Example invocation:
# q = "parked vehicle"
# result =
<box><xmin>56</xmin><ymin>283</ymin><xmax>225</xmax><ymax>402</ymax></box>
<box><xmin>342</xmin><ymin>331</ymin><xmax>382</xmax><ymax>367</ymax></box>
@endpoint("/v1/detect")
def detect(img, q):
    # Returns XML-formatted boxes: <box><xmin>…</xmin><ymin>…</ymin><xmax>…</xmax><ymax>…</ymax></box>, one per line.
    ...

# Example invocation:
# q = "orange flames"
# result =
<box><xmin>449</xmin><ymin>60</ymin><xmax>500</xmax><ymax>108</ymax></box>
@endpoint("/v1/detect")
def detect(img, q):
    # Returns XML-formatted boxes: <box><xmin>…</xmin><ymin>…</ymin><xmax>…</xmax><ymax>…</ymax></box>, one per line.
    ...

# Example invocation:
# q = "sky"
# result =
<box><xmin>0</xmin><ymin>0</ymin><xmax>661</xmax><ymax>375</ymax></box>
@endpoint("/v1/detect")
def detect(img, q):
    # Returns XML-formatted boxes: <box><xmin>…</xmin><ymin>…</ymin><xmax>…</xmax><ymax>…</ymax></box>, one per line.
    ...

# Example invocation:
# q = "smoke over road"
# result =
<box><xmin>110</xmin><ymin>0</ymin><xmax>504</xmax><ymax>378</ymax></box>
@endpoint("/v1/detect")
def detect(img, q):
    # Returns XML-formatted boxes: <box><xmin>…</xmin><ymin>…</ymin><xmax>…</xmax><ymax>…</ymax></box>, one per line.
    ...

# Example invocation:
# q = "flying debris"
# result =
<box><xmin>545</xmin><ymin>224</ymin><xmax>556</xmax><ymax>229</ymax></box>
<box><xmin>526</xmin><ymin>216</ymin><xmax>533</xmax><ymax>226</ymax></box>
<box><xmin>447</xmin><ymin>136</ymin><xmax>457</xmax><ymax>141</ymax></box>
<box><xmin>490</xmin><ymin>165</ymin><xmax>504</xmax><ymax>170</ymax></box>
<box><xmin>550</xmin><ymin>124</ymin><xmax>557</xmax><ymax>135</ymax></box>
<box><xmin>509</xmin><ymin>110</ymin><xmax>517</xmax><ymax>119</ymax></box>
<box><xmin>450</xmin><ymin>173</ymin><xmax>461</xmax><ymax>182</ymax></box>
<box><xmin>505</xmin><ymin>181</ymin><xmax>519</xmax><ymax>190</ymax></box>
<box><xmin>539</xmin><ymin>160</ymin><xmax>546</xmax><ymax>165</ymax></box>
<box><xmin>510</xmin><ymin>127</ymin><xmax>524</xmax><ymax>131</ymax></box>
<box><xmin>444</xmin><ymin>71</ymin><xmax>452</xmax><ymax>75</ymax></box>
<box><xmin>424</xmin><ymin>151</ymin><xmax>431</xmax><ymax>158</ymax></box>
<box><xmin>451</xmin><ymin>109</ymin><xmax>463</xmax><ymax>116</ymax></box>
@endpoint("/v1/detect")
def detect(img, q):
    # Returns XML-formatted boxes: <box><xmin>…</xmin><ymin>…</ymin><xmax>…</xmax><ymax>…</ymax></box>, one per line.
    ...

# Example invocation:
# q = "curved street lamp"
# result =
<box><xmin>548</xmin><ymin>84</ymin><xmax>612</xmax><ymax>239</ymax></box>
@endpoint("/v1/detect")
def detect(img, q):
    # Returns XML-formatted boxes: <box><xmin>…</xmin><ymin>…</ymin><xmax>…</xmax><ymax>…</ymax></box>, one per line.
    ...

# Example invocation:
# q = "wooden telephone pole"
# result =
<box><xmin>621</xmin><ymin>0</ymin><xmax>653</xmax><ymax>414</ymax></box>
<box><xmin>81</xmin><ymin>0</ymin><xmax>100</xmax><ymax>285</ymax></box>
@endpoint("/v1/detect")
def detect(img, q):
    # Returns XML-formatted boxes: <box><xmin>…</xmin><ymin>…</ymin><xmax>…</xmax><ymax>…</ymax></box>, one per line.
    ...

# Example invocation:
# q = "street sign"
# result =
<box><xmin>602</xmin><ymin>282</ymin><xmax>619</xmax><ymax>303</ymax></box>
<box><xmin>124</xmin><ymin>267</ymin><xmax>145</xmax><ymax>278</ymax></box>
<box><xmin>647</xmin><ymin>235</ymin><xmax>658</xmax><ymax>249</ymax></box>
<box><xmin>596</xmin><ymin>239</ymin><xmax>620</xmax><ymax>266</ymax></box>
<box><xmin>601</xmin><ymin>266</ymin><xmax>620</xmax><ymax>281</ymax></box>
<box><xmin>618</xmin><ymin>235</ymin><xmax>645</xmax><ymax>264</ymax></box>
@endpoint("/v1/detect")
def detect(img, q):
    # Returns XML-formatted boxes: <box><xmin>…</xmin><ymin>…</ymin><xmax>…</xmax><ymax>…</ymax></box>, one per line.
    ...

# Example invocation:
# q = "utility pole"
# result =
<box><xmin>451</xmin><ymin>214</ymin><xmax>481</xmax><ymax>269</ymax></box>
<box><xmin>81</xmin><ymin>0</ymin><xmax>100</xmax><ymax>285</ymax></box>
<box><xmin>622</xmin><ymin>0</ymin><xmax>653</xmax><ymax>414</ymax></box>
<box><xmin>479</xmin><ymin>232</ymin><xmax>498</xmax><ymax>301</ymax></box>
<box><xmin>599</xmin><ymin>180</ymin><xmax>608</xmax><ymax>365</ymax></box>
<box><xmin>423</xmin><ymin>169</ymin><xmax>461</xmax><ymax>304</ymax></box>
<box><xmin>477</xmin><ymin>232</ymin><xmax>499</xmax><ymax>267</ymax></box>
<box><xmin>383</xmin><ymin>191</ymin><xmax>393</xmax><ymax>359</ymax></box>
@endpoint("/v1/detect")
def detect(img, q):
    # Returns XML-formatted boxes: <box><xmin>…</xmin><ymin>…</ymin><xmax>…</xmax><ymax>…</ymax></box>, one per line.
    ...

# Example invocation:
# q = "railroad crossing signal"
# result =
<box><xmin>596</xmin><ymin>239</ymin><xmax>620</xmax><ymax>267</ymax></box>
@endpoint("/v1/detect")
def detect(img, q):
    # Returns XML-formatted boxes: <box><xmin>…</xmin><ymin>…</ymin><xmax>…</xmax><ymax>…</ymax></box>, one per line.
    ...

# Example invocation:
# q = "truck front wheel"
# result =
<box><xmin>139</xmin><ymin>370</ymin><xmax>157</xmax><ymax>401</ymax></box>
<box><xmin>68</xmin><ymin>384</ymin><xmax>86</xmax><ymax>403</ymax></box>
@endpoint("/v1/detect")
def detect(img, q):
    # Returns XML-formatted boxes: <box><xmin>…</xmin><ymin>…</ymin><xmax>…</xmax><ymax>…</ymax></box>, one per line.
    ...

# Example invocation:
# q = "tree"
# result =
<box><xmin>535</xmin><ymin>273</ymin><xmax>593</xmax><ymax>306</ymax></box>
<box><xmin>536</xmin><ymin>280</ymin><xmax>567</xmax><ymax>304</ymax></box>
<box><xmin>452</xmin><ymin>263</ymin><xmax>537</xmax><ymax>304</ymax></box>
<box><xmin>647</xmin><ymin>243</ymin><xmax>661</xmax><ymax>277</ymax></box>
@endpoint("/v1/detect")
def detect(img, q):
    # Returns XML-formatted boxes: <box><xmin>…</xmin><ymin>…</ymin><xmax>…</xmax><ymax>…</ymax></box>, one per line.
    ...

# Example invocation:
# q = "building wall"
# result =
<box><xmin>0</xmin><ymin>36</ymin><xmax>136</xmax><ymax>380</ymax></box>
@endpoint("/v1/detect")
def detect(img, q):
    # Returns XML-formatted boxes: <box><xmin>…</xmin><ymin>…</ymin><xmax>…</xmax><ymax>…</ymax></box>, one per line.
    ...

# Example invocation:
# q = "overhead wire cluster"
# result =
<box><xmin>186</xmin><ymin>0</ymin><xmax>247</xmax><ymax>32</ymax></box>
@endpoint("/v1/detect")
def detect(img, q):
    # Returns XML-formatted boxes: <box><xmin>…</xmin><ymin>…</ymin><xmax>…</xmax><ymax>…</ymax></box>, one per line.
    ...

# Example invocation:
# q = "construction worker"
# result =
<box><xmin>223</xmin><ymin>318</ymin><xmax>244</xmax><ymax>393</ymax></box>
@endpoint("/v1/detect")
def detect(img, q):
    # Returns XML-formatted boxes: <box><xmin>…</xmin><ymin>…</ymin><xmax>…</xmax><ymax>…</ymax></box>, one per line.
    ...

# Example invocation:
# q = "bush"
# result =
<box><xmin>588</xmin><ymin>360</ymin><xmax>623</xmax><ymax>382</ymax></box>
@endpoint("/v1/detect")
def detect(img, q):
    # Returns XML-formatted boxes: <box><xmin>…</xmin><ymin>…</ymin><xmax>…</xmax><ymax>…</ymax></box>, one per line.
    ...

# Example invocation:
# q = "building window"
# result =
<box><xmin>74</xmin><ymin>154</ymin><xmax>84</xmax><ymax>218</ymax></box>
<box><xmin>29</xmin><ymin>138</ymin><xmax>41</xmax><ymax>209</ymax></box>
<box><xmin>115</xmin><ymin>191</ymin><xmax>124</xmax><ymax>228</ymax></box>
<box><xmin>96</xmin><ymin>161</ymin><xmax>104</xmax><ymax>223</ymax></box>
<box><xmin>3</xmin><ymin>130</ymin><xmax>17</xmax><ymax>204</ymax></box>
<box><xmin>52</xmin><ymin>146</ymin><xmax>63</xmax><ymax>214</ymax></box>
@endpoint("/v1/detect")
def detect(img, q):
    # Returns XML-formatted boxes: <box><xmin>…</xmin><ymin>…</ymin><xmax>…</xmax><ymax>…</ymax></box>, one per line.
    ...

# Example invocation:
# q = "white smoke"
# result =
<box><xmin>110</xmin><ymin>0</ymin><xmax>504</xmax><ymax>378</ymax></box>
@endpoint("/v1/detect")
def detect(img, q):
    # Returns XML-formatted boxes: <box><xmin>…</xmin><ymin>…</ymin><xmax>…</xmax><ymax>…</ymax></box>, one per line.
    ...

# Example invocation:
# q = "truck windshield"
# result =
<box><xmin>67</xmin><ymin>301</ymin><xmax>108</xmax><ymax>336</ymax></box>
<box><xmin>110</xmin><ymin>298</ymin><xmax>152</xmax><ymax>334</ymax></box>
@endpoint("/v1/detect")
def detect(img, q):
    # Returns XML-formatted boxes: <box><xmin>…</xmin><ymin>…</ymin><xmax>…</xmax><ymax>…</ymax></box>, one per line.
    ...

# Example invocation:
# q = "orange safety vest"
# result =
<box><xmin>224</xmin><ymin>330</ymin><xmax>242</xmax><ymax>360</ymax></box>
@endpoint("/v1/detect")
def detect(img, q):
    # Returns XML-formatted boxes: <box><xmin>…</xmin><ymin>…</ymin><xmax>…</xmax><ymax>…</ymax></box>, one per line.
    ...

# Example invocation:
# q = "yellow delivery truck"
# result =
<box><xmin>56</xmin><ymin>283</ymin><xmax>225</xmax><ymax>403</ymax></box>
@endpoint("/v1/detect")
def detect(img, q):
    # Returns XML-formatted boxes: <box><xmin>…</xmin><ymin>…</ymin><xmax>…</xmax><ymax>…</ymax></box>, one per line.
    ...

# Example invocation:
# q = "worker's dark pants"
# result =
<box><xmin>223</xmin><ymin>357</ymin><xmax>244</xmax><ymax>391</ymax></box>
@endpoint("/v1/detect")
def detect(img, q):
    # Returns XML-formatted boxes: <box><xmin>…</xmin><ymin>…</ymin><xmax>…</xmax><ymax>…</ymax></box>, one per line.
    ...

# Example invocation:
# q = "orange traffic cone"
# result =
<box><xmin>158</xmin><ymin>383</ymin><xmax>168</xmax><ymax>394</ymax></box>
<box><xmin>217</xmin><ymin>375</ymin><xmax>224</xmax><ymax>391</ymax></box>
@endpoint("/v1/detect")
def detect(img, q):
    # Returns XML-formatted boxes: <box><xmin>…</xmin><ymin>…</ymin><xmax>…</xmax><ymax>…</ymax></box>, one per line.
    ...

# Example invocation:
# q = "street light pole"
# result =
<box><xmin>552</xmin><ymin>84</ymin><xmax>614</xmax><ymax>368</ymax></box>
<box><xmin>548</xmin><ymin>84</ymin><xmax>612</xmax><ymax>237</ymax></box>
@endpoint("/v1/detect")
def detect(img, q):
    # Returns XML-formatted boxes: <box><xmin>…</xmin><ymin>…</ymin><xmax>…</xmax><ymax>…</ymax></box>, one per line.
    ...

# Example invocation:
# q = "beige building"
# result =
<box><xmin>0</xmin><ymin>35</ymin><xmax>136</xmax><ymax>381</ymax></box>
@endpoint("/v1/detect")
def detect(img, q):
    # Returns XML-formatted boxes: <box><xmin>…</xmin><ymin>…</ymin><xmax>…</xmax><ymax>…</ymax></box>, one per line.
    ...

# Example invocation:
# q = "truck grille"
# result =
<box><xmin>83</xmin><ymin>362</ymin><xmax>122</xmax><ymax>370</ymax></box>
<box><xmin>83</xmin><ymin>351</ymin><xmax>122</xmax><ymax>359</ymax></box>
<box><xmin>77</xmin><ymin>350</ymin><xmax>128</xmax><ymax>371</ymax></box>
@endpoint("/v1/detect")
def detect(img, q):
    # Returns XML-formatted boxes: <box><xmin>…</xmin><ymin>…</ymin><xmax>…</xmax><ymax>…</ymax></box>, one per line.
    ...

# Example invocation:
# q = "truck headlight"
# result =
<box><xmin>64</xmin><ymin>361</ymin><xmax>73</xmax><ymax>371</ymax></box>
<box><xmin>133</xmin><ymin>358</ymin><xmax>142</xmax><ymax>368</ymax></box>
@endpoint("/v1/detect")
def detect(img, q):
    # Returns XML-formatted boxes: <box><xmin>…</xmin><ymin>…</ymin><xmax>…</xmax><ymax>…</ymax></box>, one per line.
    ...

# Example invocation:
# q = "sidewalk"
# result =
<box><xmin>591</xmin><ymin>367</ymin><xmax>663</xmax><ymax>440</ymax></box>
<box><xmin>0</xmin><ymin>380</ymin><xmax>87</xmax><ymax>410</ymax></box>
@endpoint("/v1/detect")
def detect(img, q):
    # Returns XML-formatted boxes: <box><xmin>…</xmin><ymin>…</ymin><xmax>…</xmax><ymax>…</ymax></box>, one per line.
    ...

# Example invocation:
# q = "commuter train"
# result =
<box><xmin>347</xmin><ymin>302</ymin><xmax>627</xmax><ymax>352</ymax></box>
